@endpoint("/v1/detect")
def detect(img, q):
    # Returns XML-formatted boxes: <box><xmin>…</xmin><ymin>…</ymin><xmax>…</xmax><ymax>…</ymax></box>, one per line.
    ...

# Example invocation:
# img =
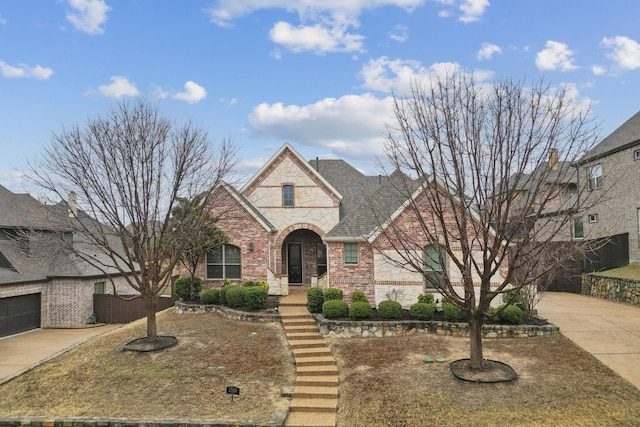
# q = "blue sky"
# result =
<box><xmin>2</xmin><ymin>0</ymin><xmax>640</xmax><ymax>193</ymax></box>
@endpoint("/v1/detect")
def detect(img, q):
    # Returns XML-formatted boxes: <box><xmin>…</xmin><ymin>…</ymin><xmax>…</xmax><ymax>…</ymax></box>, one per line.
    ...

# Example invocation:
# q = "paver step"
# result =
<box><xmin>288</xmin><ymin>339</ymin><xmax>327</xmax><ymax>349</ymax></box>
<box><xmin>282</xmin><ymin>317</ymin><xmax>316</xmax><ymax>325</ymax></box>
<box><xmin>296</xmin><ymin>365</ymin><xmax>338</xmax><ymax>376</ymax></box>
<box><xmin>284</xmin><ymin>411</ymin><xmax>336</xmax><ymax>427</ymax></box>
<box><xmin>289</xmin><ymin>398</ymin><xmax>338</xmax><ymax>413</ymax></box>
<box><xmin>295</xmin><ymin>355</ymin><xmax>336</xmax><ymax>366</ymax></box>
<box><xmin>296</xmin><ymin>375</ymin><xmax>339</xmax><ymax>387</ymax></box>
<box><xmin>292</xmin><ymin>347</ymin><xmax>332</xmax><ymax>357</ymax></box>
<box><xmin>287</xmin><ymin>332</ymin><xmax>323</xmax><ymax>341</ymax></box>
<box><xmin>283</xmin><ymin>324</ymin><xmax>319</xmax><ymax>333</ymax></box>
<box><xmin>293</xmin><ymin>385</ymin><xmax>339</xmax><ymax>399</ymax></box>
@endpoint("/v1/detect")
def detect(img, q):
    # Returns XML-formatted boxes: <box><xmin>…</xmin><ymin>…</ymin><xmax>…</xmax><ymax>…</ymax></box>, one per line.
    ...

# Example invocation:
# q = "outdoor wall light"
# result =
<box><xmin>248</xmin><ymin>242</ymin><xmax>254</xmax><ymax>252</ymax></box>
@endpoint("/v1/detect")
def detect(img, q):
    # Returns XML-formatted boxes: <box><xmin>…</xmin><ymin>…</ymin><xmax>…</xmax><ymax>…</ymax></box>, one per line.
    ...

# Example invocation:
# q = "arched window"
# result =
<box><xmin>206</xmin><ymin>244</ymin><xmax>241</xmax><ymax>279</ymax></box>
<box><xmin>424</xmin><ymin>244</ymin><xmax>447</xmax><ymax>288</ymax></box>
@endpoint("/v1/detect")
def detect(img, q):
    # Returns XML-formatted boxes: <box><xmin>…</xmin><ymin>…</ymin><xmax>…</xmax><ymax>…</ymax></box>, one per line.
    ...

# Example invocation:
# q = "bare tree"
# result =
<box><xmin>377</xmin><ymin>75</ymin><xmax>599</xmax><ymax>373</ymax></box>
<box><xmin>29</xmin><ymin>99</ymin><xmax>236</xmax><ymax>344</ymax></box>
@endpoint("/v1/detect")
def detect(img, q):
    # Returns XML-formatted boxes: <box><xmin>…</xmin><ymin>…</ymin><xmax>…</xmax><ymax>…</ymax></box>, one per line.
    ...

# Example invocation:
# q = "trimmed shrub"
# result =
<box><xmin>499</xmin><ymin>304</ymin><xmax>523</xmax><ymax>324</ymax></box>
<box><xmin>225</xmin><ymin>285</ymin><xmax>246</xmax><ymax>308</ymax></box>
<box><xmin>486</xmin><ymin>306</ymin><xmax>498</xmax><ymax>324</ymax></box>
<box><xmin>245</xmin><ymin>286</ymin><xmax>268</xmax><ymax>310</ymax></box>
<box><xmin>322</xmin><ymin>299</ymin><xmax>348</xmax><ymax>318</ymax></box>
<box><xmin>174</xmin><ymin>277</ymin><xmax>202</xmax><ymax>301</ymax></box>
<box><xmin>443</xmin><ymin>301</ymin><xmax>466</xmax><ymax>322</ymax></box>
<box><xmin>219</xmin><ymin>285</ymin><xmax>229</xmax><ymax>306</ymax></box>
<box><xmin>350</xmin><ymin>291</ymin><xmax>368</xmax><ymax>303</ymax></box>
<box><xmin>417</xmin><ymin>293</ymin><xmax>435</xmax><ymax>304</ymax></box>
<box><xmin>410</xmin><ymin>302</ymin><xmax>436</xmax><ymax>320</ymax></box>
<box><xmin>243</xmin><ymin>280</ymin><xmax>255</xmax><ymax>287</ymax></box>
<box><xmin>307</xmin><ymin>287</ymin><xmax>324</xmax><ymax>313</ymax></box>
<box><xmin>349</xmin><ymin>301</ymin><xmax>372</xmax><ymax>320</ymax></box>
<box><xmin>324</xmin><ymin>288</ymin><xmax>344</xmax><ymax>301</ymax></box>
<box><xmin>200</xmin><ymin>288</ymin><xmax>220</xmax><ymax>305</ymax></box>
<box><xmin>504</xmin><ymin>288</ymin><xmax>526</xmax><ymax>311</ymax></box>
<box><xmin>378</xmin><ymin>300</ymin><xmax>402</xmax><ymax>319</ymax></box>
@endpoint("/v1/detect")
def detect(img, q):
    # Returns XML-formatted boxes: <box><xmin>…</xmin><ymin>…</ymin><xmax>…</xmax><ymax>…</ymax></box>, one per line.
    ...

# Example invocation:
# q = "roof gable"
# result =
<box><xmin>219</xmin><ymin>183</ymin><xmax>277</xmax><ymax>232</ymax></box>
<box><xmin>240</xmin><ymin>143</ymin><xmax>343</xmax><ymax>203</ymax></box>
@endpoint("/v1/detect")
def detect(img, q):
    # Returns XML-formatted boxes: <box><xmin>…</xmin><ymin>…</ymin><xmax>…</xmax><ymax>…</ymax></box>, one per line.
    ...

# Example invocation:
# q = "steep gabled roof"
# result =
<box><xmin>579</xmin><ymin>110</ymin><xmax>640</xmax><ymax>164</ymax></box>
<box><xmin>240</xmin><ymin>143</ymin><xmax>343</xmax><ymax>202</ymax></box>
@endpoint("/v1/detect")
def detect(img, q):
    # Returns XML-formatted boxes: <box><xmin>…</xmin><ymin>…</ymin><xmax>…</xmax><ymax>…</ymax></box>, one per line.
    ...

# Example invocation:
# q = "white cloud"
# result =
<box><xmin>172</xmin><ymin>81</ymin><xmax>207</xmax><ymax>103</ymax></box>
<box><xmin>476</xmin><ymin>42</ymin><xmax>501</xmax><ymax>60</ymax></box>
<box><xmin>602</xmin><ymin>36</ymin><xmax>640</xmax><ymax>70</ymax></box>
<box><xmin>434</xmin><ymin>0</ymin><xmax>490</xmax><ymax>23</ymax></box>
<box><xmin>248</xmin><ymin>93</ymin><xmax>395</xmax><ymax>161</ymax></box>
<box><xmin>0</xmin><ymin>60</ymin><xmax>53</xmax><ymax>79</ymax></box>
<box><xmin>207</xmin><ymin>0</ymin><xmax>424</xmax><ymax>54</ymax></box>
<box><xmin>96</xmin><ymin>76</ymin><xmax>139</xmax><ymax>98</ymax></box>
<box><xmin>458</xmin><ymin>0</ymin><xmax>490</xmax><ymax>23</ymax></box>
<box><xmin>269</xmin><ymin>21</ymin><xmax>364</xmax><ymax>54</ymax></box>
<box><xmin>150</xmin><ymin>85</ymin><xmax>169</xmax><ymax>100</ymax></box>
<box><xmin>591</xmin><ymin>65</ymin><xmax>606</xmax><ymax>76</ymax></box>
<box><xmin>535</xmin><ymin>40</ymin><xmax>578</xmax><ymax>71</ymax></box>
<box><xmin>66</xmin><ymin>0</ymin><xmax>110</xmax><ymax>35</ymax></box>
<box><xmin>389</xmin><ymin>25</ymin><xmax>408</xmax><ymax>42</ymax></box>
<box><xmin>359</xmin><ymin>56</ymin><xmax>493</xmax><ymax>94</ymax></box>
<box><xmin>0</xmin><ymin>13</ymin><xmax>7</xmax><ymax>25</ymax></box>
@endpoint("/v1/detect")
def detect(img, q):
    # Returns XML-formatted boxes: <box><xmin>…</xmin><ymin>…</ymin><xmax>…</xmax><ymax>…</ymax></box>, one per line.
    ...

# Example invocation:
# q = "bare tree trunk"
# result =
<box><xmin>146</xmin><ymin>293</ymin><xmax>158</xmax><ymax>342</ymax></box>
<box><xmin>468</xmin><ymin>314</ymin><xmax>484</xmax><ymax>369</ymax></box>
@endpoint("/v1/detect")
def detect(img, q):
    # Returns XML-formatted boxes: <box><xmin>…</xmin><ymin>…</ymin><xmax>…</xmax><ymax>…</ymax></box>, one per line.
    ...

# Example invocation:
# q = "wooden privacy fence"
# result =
<box><xmin>93</xmin><ymin>294</ymin><xmax>174</xmax><ymax>324</ymax></box>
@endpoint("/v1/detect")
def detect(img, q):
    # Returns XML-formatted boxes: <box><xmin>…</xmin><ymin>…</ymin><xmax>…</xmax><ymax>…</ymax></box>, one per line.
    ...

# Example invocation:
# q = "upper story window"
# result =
<box><xmin>634</xmin><ymin>149</ymin><xmax>640</xmax><ymax>160</ymax></box>
<box><xmin>283</xmin><ymin>185</ymin><xmax>295</xmax><ymax>207</ymax></box>
<box><xmin>344</xmin><ymin>243</ymin><xmax>358</xmax><ymax>264</ymax></box>
<box><xmin>207</xmin><ymin>244</ymin><xmax>241</xmax><ymax>279</ymax></box>
<box><xmin>587</xmin><ymin>164</ymin><xmax>603</xmax><ymax>190</ymax></box>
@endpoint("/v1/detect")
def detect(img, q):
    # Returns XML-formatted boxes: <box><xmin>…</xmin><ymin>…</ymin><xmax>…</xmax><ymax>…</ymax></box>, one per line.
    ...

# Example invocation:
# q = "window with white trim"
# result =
<box><xmin>207</xmin><ymin>244</ymin><xmax>241</xmax><ymax>279</ymax></box>
<box><xmin>344</xmin><ymin>243</ymin><xmax>358</xmax><ymax>264</ymax></box>
<box><xmin>283</xmin><ymin>185</ymin><xmax>295</xmax><ymax>207</ymax></box>
<box><xmin>573</xmin><ymin>217</ymin><xmax>584</xmax><ymax>239</ymax></box>
<box><xmin>587</xmin><ymin>164</ymin><xmax>603</xmax><ymax>190</ymax></box>
<box><xmin>424</xmin><ymin>244</ymin><xmax>447</xmax><ymax>288</ymax></box>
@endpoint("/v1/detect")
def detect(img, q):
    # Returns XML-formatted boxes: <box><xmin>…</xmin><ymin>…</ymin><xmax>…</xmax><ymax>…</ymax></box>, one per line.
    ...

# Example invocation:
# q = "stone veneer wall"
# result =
<box><xmin>581</xmin><ymin>273</ymin><xmax>640</xmax><ymax>305</ymax></box>
<box><xmin>314</xmin><ymin>315</ymin><xmax>559</xmax><ymax>339</ymax></box>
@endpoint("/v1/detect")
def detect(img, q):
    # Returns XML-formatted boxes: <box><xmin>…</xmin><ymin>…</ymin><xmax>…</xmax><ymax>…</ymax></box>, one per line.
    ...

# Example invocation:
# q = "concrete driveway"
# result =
<box><xmin>537</xmin><ymin>292</ymin><xmax>640</xmax><ymax>389</ymax></box>
<box><xmin>0</xmin><ymin>324</ymin><xmax>121</xmax><ymax>385</ymax></box>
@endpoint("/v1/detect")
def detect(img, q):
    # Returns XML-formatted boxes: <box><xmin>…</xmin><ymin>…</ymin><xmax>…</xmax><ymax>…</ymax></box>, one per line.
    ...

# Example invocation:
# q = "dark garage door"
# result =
<box><xmin>0</xmin><ymin>293</ymin><xmax>41</xmax><ymax>338</ymax></box>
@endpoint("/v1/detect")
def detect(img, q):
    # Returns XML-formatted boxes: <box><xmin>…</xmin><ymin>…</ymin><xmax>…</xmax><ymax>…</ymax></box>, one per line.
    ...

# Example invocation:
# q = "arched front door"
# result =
<box><xmin>282</xmin><ymin>228</ymin><xmax>324</xmax><ymax>285</ymax></box>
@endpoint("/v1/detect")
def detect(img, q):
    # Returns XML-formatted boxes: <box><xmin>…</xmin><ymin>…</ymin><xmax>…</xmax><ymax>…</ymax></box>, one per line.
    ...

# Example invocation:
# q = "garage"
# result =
<box><xmin>0</xmin><ymin>293</ymin><xmax>41</xmax><ymax>338</ymax></box>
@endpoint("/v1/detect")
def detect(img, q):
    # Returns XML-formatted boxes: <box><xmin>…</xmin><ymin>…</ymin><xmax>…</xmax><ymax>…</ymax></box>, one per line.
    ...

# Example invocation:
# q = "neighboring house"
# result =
<box><xmin>575</xmin><ymin>110</ymin><xmax>640</xmax><ymax>264</ymax></box>
<box><xmin>192</xmin><ymin>143</ymin><xmax>507</xmax><ymax>307</ymax></box>
<box><xmin>0</xmin><ymin>185</ymin><xmax>132</xmax><ymax>337</ymax></box>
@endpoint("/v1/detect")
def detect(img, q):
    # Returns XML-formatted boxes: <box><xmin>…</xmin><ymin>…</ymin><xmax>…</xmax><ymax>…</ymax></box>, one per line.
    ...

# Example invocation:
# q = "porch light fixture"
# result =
<box><xmin>248</xmin><ymin>242</ymin><xmax>254</xmax><ymax>252</ymax></box>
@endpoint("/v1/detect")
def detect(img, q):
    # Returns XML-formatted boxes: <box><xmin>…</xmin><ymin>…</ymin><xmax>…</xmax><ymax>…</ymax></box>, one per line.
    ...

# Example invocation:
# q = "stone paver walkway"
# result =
<box><xmin>279</xmin><ymin>289</ymin><xmax>338</xmax><ymax>427</ymax></box>
<box><xmin>537</xmin><ymin>292</ymin><xmax>640</xmax><ymax>389</ymax></box>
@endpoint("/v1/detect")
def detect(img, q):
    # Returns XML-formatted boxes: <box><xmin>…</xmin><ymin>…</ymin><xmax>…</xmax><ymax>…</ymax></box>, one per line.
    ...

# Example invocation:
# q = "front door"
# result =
<box><xmin>287</xmin><ymin>242</ymin><xmax>303</xmax><ymax>284</ymax></box>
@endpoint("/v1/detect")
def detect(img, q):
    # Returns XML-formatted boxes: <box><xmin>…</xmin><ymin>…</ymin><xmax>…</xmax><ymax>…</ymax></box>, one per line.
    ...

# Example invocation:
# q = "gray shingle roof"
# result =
<box><xmin>580</xmin><ymin>110</ymin><xmax>640</xmax><ymax>163</ymax></box>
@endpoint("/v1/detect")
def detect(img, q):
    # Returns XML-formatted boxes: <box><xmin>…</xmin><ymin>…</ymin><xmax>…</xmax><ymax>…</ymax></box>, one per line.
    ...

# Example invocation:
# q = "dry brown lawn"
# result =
<box><xmin>330</xmin><ymin>333</ymin><xmax>640</xmax><ymax>427</ymax></box>
<box><xmin>1</xmin><ymin>310</ymin><xmax>640</xmax><ymax>426</ymax></box>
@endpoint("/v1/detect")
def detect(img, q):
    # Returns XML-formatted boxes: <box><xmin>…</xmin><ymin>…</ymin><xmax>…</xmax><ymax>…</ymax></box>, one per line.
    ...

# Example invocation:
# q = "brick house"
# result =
<box><xmin>195</xmin><ymin>143</ymin><xmax>508</xmax><ymax>307</ymax></box>
<box><xmin>0</xmin><ymin>185</ymin><xmax>132</xmax><ymax>337</ymax></box>
<box><xmin>575</xmin><ymin>110</ymin><xmax>640</xmax><ymax>263</ymax></box>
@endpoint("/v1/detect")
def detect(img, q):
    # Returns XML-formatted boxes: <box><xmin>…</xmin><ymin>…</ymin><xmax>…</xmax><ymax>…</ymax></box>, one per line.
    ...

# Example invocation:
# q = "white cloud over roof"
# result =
<box><xmin>602</xmin><ymin>36</ymin><xmax>640</xmax><ymax>70</ymax></box>
<box><xmin>0</xmin><ymin>60</ymin><xmax>53</xmax><ymax>79</ymax></box>
<box><xmin>66</xmin><ymin>0</ymin><xmax>111</xmax><ymax>35</ymax></box>
<box><xmin>269</xmin><ymin>21</ymin><xmax>364</xmax><ymax>54</ymax></box>
<box><xmin>172</xmin><ymin>81</ymin><xmax>207</xmax><ymax>104</ymax></box>
<box><xmin>535</xmin><ymin>40</ymin><xmax>578</xmax><ymax>72</ymax></box>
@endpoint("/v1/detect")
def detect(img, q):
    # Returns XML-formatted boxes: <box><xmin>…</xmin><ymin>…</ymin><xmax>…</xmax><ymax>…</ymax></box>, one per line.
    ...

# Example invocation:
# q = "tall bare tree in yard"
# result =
<box><xmin>379</xmin><ymin>74</ymin><xmax>598</xmax><ymax>375</ymax></box>
<box><xmin>30</xmin><ymin>99</ymin><xmax>235</xmax><ymax>345</ymax></box>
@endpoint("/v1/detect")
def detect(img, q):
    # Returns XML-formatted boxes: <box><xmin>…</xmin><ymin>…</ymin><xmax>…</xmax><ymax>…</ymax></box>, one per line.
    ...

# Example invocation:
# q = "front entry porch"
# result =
<box><xmin>281</xmin><ymin>229</ymin><xmax>326</xmax><ymax>286</ymax></box>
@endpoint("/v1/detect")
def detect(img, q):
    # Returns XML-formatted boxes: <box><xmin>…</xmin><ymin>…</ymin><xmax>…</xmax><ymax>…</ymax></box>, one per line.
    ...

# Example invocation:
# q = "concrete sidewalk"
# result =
<box><xmin>536</xmin><ymin>292</ymin><xmax>640</xmax><ymax>389</ymax></box>
<box><xmin>0</xmin><ymin>324</ymin><xmax>122</xmax><ymax>385</ymax></box>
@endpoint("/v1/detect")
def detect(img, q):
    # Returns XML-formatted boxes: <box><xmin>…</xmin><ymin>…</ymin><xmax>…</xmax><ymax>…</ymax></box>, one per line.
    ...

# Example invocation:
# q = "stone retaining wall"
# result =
<box><xmin>174</xmin><ymin>301</ymin><xmax>281</xmax><ymax>322</ymax></box>
<box><xmin>314</xmin><ymin>315</ymin><xmax>559</xmax><ymax>339</ymax></box>
<box><xmin>581</xmin><ymin>273</ymin><xmax>640</xmax><ymax>305</ymax></box>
